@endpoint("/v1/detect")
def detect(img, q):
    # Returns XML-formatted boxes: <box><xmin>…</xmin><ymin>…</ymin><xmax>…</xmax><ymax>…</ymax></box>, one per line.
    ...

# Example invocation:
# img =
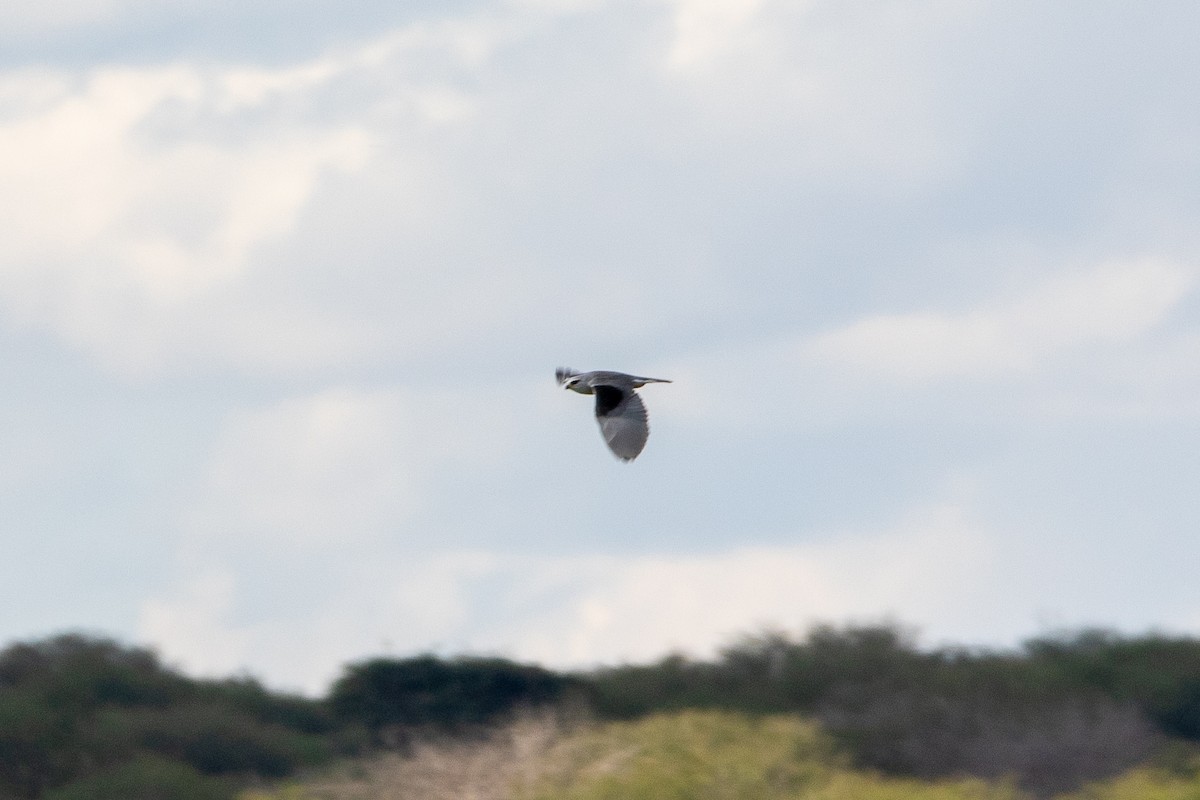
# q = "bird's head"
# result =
<box><xmin>556</xmin><ymin>368</ymin><xmax>591</xmax><ymax>394</ymax></box>
<box><xmin>562</xmin><ymin>375</ymin><xmax>590</xmax><ymax>394</ymax></box>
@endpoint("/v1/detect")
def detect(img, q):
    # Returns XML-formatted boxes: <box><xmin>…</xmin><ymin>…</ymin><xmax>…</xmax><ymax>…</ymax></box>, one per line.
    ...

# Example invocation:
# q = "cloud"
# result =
<box><xmin>3</xmin><ymin>0</ymin><xmax>137</xmax><ymax>36</ymax></box>
<box><xmin>0</xmin><ymin>0</ymin><xmax>988</xmax><ymax>378</ymax></box>
<box><xmin>652</xmin><ymin>259</ymin><xmax>1198</xmax><ymax>435</ymax></box>
<box><xmin>138</xmin><ymin>550</ymin><xmax>516</xmax><ymax>691</ymax></box>
<box><xmin>184</xmin><ymin>384</ymin><xmax>517</xmax><ymax>547</ymax></box>
<box><xmin>663</xmin><ymin>0</ymin><xmax>772</xmax><ymax>71</ymax></box>
<box><xmin>142</xmin><ymin>497</ymin><xmax>997</xmax><ymax>692</ymax></box>
<box><xmin>805</xmin><ymin>259</ymin><xmax>1195</xmax><ymax>381</ymax></box>
<box><xmin>137</xmin><ymin>553</ymin><xmax>506</xmax><ymax>691</ymax></box>
<box><xmin>486</xmin><ymin>500</ymin><xmax>994</xmax><ymax>665</ymax></box>
<box><xmin>138</xmin><ymin>570</ymin><xmax>252</xmax><ymax>678</ymax></box>
<box><xmin>190</xmin><ymin>389</ymin><xmax>422</xmax><ymax>544</ymax></box>
<box><xmin>16</xmin><ymin>1</ymin><xmax>1200</xmax><ymax>699</ymax></box>
<box><xmin>0</xmin><ymin>62</ymin><xmax>375</xmax><ymax>373</ymax></box>
<box><xmin>655</xmin><ymin>0</ymin><xmax>979</xmax><ymax>192</ymax></box>
<box><xmin>0</xmin><ymin>6</ymin><xmax>533</xmax><ymax>375</ymax></box>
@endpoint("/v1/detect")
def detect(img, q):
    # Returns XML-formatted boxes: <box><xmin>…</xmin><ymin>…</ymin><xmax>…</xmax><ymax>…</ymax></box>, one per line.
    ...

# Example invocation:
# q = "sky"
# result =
<box><xmin>2</xmin><ymin>0</ymin><xmax>1199</xmax><ymax>695</ymax></box>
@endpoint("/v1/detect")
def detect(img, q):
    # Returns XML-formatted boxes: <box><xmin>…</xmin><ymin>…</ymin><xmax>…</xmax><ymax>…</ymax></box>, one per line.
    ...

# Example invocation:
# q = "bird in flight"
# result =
<box><xmin>556</xmin><ymin>367</ymin><xmax>671</xmax><ymax>461</ymax></box>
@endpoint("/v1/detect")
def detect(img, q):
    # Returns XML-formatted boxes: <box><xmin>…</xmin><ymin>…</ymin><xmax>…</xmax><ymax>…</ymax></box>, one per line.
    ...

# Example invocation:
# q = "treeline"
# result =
<box><xmin>3</xmin><ymin>624</ymin><xmax>1200</xmax><ymax>798</ymax></box>
<box><xmin>0</xmin><ymin>635</ymin><xmax>573</xmax><ymax>799</ymax></box>
<box><xmin>0</xmin><ymin>634</ymin><xmax>353</xmax><ymax>799</ymax></box>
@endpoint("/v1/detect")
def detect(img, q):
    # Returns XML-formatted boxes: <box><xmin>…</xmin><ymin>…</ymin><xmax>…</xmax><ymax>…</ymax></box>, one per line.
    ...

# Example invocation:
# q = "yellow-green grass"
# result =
<box><xmin>242</xmin><ymin>710</ymin><xmax>1200</xmax><ymax>800</ymax></box>
<box><xmin>514</xmin><ymin>710</ymin><xmax>1020</xmax><ymax>800</ymax></box>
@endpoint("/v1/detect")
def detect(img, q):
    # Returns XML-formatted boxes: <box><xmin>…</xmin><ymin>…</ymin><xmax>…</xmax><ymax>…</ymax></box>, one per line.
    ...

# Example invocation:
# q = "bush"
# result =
<box><xmin>0</xmin><ymin>688</ymin><xmax>81</xmax><ymax>798</ymax></box>
<box><xmin>0</xmin><ymin>633</ymin><xmax>344</xmax><ymax>798</ymax></box>
<box><xmin>128</xmin><ymin>702</ymin><xmax>333</xmax><ymax>776</ymax></box>
<box><xmin>0</xmin><ymin>634</ymin><xmax>186</xmax><ymax>710</ymax></box>
<box><xmin>584</xmin><ymin>624</ymin><xmax>935</xmax><ymax>719</ymax></box>
<box><xmin>330</xmin><ymin>655</ymin><xmax>573</xmax><ymax>738</ymax></box>
<box><xmin>1024</xmin><ymin>630</ymin><xmax>1200</xmax><ymax>741</ymax></box>
<box><xmin>197</xmin><ymin>678</ymin><xmax>337</xmax><ymax>736</ymax></box>
<box><xmin>41</xmin><ymin>756</ymin><xmax>234</xmax><ymax>800</ymax></box>
<box><xmin>820</xmin><ymin>689</ymin><xmax>1158</xmax><ymax>796</ymax></box>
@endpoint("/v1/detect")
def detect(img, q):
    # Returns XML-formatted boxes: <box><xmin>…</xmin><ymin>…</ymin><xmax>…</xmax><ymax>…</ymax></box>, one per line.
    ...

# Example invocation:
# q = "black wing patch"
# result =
<box><xmin>593</xmin><ymin>384</ymin><xmax>625</xmax><ymax>417</ymax></box>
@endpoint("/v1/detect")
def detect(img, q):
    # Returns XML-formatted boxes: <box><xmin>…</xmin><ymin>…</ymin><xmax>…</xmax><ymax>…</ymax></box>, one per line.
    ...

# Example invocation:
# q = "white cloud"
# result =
<box><xmin>487</xmin><ymin>500</ymin><xmax>994</xmax><ymax>665</ymax></box>
<box><xmin>655</xmin><ymin>0</ymin><xmax>976</xmax><ymax>191</ymax></box>
<box><xmin>0</xmin><ymin>5</ymin><xmax>533</xmax><ymax>376</ymax></box>
<box><xmin>651</xmin><ymin>259</ymin><xmax>1199</xmax><ymax>436</ymax></box>
<box><xmin>6</xmin><ymin>0</ymin><xmax>1200</xmax><ymax>700</ymax></box>
<box><xmin>139</xmin><ymin>551</ymin><xmax>510</xmax><ymax>692</ymax></box>
<box><xmin>0</xmin><ymin>62</ymin><xmax>375</xmax><ymax>373</ymax></box>
<box><xmin>185</xmin><ymin>385</ymin><xmax>516</xmax><ymax>546</ymax></box>
<box><xmin>0</xmin><ymin>66</ymin><xmax>370</xmax><ymax>268</ymax></box>
<box><xmin>138</xmin><ymin>570</ymin><xmax>252</xmax><ymax>678</ymax></box>
<box><xmin>194</xmin><ymin>389</ymin><xmax>420</xmax><ymax>543</ymax></box>
<box><xmin>806</xmin><ymin>259</ymin><xmax>1194</xmax><ymax>381</ymax></box>
<box><xmin>0</xmin><ymin>0</ymin><xmax>986</xmax><ymax>378</ymax></box>
<box><xmin>663</xmin><ymin>0</ymin><xmax>773</xmax><ymax>71</ymax></box>
<box><xmin>2</xmin><ymin>0</ymin><xmax>134</xmax><ymax>36</ymax></box>
<box><xmin>142</xmin><ymin>497</ymin><xmax>997</xmax><ymax>692</ymax></box>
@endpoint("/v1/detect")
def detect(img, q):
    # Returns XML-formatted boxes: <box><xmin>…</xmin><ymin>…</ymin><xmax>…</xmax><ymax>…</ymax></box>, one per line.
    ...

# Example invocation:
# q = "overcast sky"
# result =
<box><xmin>3</xmin><ymin>0</ymin><xmax>1199</xmax><ymax>694</ymax></box>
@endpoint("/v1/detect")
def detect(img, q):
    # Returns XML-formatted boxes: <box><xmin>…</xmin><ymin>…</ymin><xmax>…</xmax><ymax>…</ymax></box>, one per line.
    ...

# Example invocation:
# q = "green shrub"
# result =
<box><xmin>196</xmin><ymin>678</ymin><xmax>337</xmax><ymax>736</ymax></box>
<box><xmin>330</xmin><ymin>655</ymin><xmax>573</xmax><ymax>736</ymax></box>
<box><xmin>41</xmin><ymin>756</ymin><xmax>234</xmax><ymax>800</ymax></box>
<box><xmin>128</xmin><ymin>702</ymin><xmax>333</xmax><ymax>776</ymax></box>
<box><xmin>0</xmin><ymin>634</ymin><xmax>187</xmax><ymax>710</ymax></box>
<box><xmin>0</xmin><ymin>688</ymin><xmax>81</xmax><ymax>798</ymax></box>
<box><xmin>0</xmin><ymin>634</ymin><xmax>350</xmax><ymax>798</ymax></box>
<box><xmin>1023</xmin><ymin>630</ymin><xmax>1200</xmax><ymax>740</ymax></box>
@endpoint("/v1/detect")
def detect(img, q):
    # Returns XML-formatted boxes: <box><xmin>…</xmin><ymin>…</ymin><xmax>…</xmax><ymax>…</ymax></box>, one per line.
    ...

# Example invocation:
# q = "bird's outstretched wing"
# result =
<box><xmin>555</xmin><ymin>367</ymin><xmax>578</xmax><ymax>385</ymax></box>
<box><xmin>593</xmin><ymin>385</ymin><xmax>649</xmax><ymax>461</ymax></box>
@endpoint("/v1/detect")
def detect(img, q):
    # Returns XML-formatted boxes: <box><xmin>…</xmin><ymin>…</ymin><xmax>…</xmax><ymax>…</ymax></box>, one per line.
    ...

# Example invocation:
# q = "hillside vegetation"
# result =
<box><xmin>0</xmin><ymin>634</ymin><xmax>352</xmax><ymax>799</ymax></box>
<box><xmin>4</xmin><ymin>623</ymin><xmax>1200</xmax><ymax>798</ymax></box>
<box><xmin>247</xmin><ymin>710</ymin><xmax>1200</xmax><ymax>800</ymax></box>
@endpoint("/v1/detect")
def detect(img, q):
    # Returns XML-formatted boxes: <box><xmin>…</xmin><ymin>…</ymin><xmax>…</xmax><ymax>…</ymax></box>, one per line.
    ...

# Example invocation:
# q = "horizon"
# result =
<box><xmin>10</xmin><ymin>615</ymin><xmax>1198</xmax><ymax>698</ymax></box>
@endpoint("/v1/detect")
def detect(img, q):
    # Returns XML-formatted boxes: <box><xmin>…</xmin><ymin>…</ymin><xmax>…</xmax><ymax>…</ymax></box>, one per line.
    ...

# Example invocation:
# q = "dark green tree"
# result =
<box><xmin>329</xmin><ymin>654</ymin><xmax>573</xmax><ymax>737</ymax></box>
